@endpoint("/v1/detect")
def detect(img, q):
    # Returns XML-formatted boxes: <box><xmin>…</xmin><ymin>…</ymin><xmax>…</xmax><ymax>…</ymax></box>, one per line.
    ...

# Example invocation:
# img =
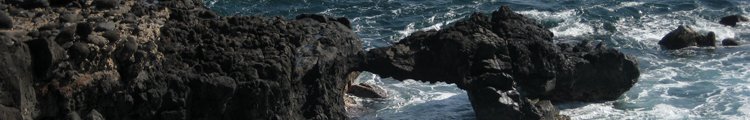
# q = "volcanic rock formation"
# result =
<box><xmin>362</xmin><ymin>6</ymin><xmax>640</xmax><ymax>120</ymax></box>
<box><xmin>0</xmin><ymin>0</ymin><xmax>641</xmax><ymax>120</ymax></box>
<box><xmin>0</xmin><ymin>0</ymin><xmax>361</xmax><ymax>119</ymax></box>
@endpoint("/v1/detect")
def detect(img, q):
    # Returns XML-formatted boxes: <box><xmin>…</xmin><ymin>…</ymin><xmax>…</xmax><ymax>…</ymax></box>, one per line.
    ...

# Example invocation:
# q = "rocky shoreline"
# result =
<box><xmin>0</xmin><ymin>0</ymin><xmax>640</xmax><ymax>120</ymax></box>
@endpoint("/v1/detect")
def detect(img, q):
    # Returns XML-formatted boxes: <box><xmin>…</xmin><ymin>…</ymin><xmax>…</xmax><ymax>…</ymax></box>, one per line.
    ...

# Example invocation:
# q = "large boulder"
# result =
<box><xmin>658</xmin><ymin>25</ymin><xmax>716</xmax><ymax>50</ymax></box>
<box><xmin>719</xmin><ymin>15</ymin><xmax>749</xmax><ymax>27</ymax></box>
<box><xmin>0</xmin><ymin>32</ymin><xmax>37</xmax><ymax>120</ymax></box>
<box><xmin>363</xmin><ymin>6</ymin><xmax>638</xmax><ymax>120</ymax></box>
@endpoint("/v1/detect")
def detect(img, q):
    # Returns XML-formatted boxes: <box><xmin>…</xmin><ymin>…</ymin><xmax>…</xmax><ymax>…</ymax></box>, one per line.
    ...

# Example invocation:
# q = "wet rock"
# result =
<box><xmin>719</xmin><ymin>15</ymin><xmax>749</xmax><ymax>27</ymax></box>
<box><xmin>347</xmin><ymin>83</ymin><xmax>387</xmax><ymax>98</ymax></box>
<box><xmin>722</xmin><ymin>38</ymin><xmax>741</xmax><ymax>46</ymax></box>
<box><xmin>296</xmin><ymin>14</ymin><xmax>328</xmax><ymax>23</ymax></box>
<box><xmin>94</xmin><ymin>0</ymin><xmax>120</xmax><ymax>9</ymax></box>
<box><xmin>697</xmin><ymin>32</ymin><xmax>716</xmax><ymax>47</ymax></box>
<box><xmin>363</xmin><ymin>6</ymin><xmax>639</xmax><ymax>119</ymax></box>
<box><xmin>336</xmin><ymin>17</ymin><xmax>352</xmax><ymax>29</ymax></box>
<box><xmin>468</xmin><ymin>87</ymin><xmax>543</xmax><ymax>120</ymax></box>
<box><xmin>95</xmin><ymin>22</ymin><xmax>115</xmax><ymax>31</ymax></box>
<box><xmin>198</xmin><ymin>10</ymin><xmax>218</xmax><ymax>19</ymax></box>
<box><xmin>551</xmin><ymin>41</ymin><xmax>640</xmax><ymax>101</ymax></box>
<box><xmin>658</xmin><ymin>25</ymin><xmax>702</xmax><ymax>50</ymax></box>
<box><xmin>0</xmin><ymin>12</ymin><xmax>13</xmax><ymax>29</ymax></box>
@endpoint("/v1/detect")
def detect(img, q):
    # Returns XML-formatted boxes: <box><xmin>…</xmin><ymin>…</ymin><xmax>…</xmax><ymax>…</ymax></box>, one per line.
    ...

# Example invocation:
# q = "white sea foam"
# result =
<box><xmin>396</xmin><ymin>18</ymin><xmax>462</xmax><ymax>40</ymax></box>
<box><xmin>517</xmin><ymin>10</ymin><xmax>597</xmax><ymax>38</ymax></box>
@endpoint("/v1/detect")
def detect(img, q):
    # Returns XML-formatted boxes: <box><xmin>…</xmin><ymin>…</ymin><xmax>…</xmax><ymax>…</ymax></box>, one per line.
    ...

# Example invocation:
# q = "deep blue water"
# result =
<box><xmin>206</xmin><ymin>0</ymin><xmax>750</xmax><ymax>119</ymax></box>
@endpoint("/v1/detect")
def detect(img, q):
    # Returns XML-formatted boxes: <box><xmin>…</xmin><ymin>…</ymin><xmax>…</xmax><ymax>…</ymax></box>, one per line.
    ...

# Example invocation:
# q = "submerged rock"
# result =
<box><xmin>719</xmin><ymin>15</ymin><xmax>749</xmax><ymax>27</ymax></box>
<box><xmin>722</xmin><ymin>38</ymin><xmax>741</xmax><ymax>46</ymax></box>
<box><xmin>363</xmin><ymin>6</ymin><xmax>639</xmax><ymax>120</ymax></box>
<box><xmin>697</xmin><ymin>32</ymin><xmax>716</xmax><ymax>47</ymax></box>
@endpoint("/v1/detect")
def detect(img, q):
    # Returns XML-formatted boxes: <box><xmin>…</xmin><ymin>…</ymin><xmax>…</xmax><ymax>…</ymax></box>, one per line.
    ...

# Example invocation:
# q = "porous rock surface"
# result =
<box><xmin>0</xmin><ymin>0</ymin><xmax>641</xmax><ymax>120</ymax></box>
<box><xmin>362</xmin><ymin>6</ymin><xmax>640</xmax><ymax>120</ymax></box>
<box><xmin>0</xmin><ymin>0</ymin><xmax>361</xmax><ymax>119</ymax></box>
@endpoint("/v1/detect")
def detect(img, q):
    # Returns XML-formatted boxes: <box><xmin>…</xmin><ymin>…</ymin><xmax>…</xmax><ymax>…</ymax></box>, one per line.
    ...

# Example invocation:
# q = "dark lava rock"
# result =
<box><xmin>49</xmin><ymin>0</ymin><xmax>76</xmax><ymax>6</ymax></box>
<box><xmin>93</xmin><ymin>0</ymin><xmax>120</xmax><ymax>9</ymax></box>
<box><xmin>56</xmin><ymin>25</ymin><xmax>77</xmax><ymax>44</ymax></box>
<box><xmin>0</xmin><ymin>33</ymin><xmax>37</xmax><ymax>120</ymax></box>
<box><xmin>86</xmin><ymin>34</ymin><xmax>108</xmax><ymax>46</ymax></box>
<box><xmin>144</xmin><ymin>8</ymin><xmax>363</xmax><ymax>118</ymax></box>
<box><xmin>719</xmin><ymin>15</ymin><xmax>749</xmax><ymax>27</ymax></box>
<box><xmin>363</xmin><ymin>6</ymin><xmax>638</xmax><ymax>119</ymax></box>
<box><xmin>69</xmin><ymin>42</ymin><xmax>90</xmax><ymax>59</ymax></box>
<box><xmin>658</xmin><ymin>25</ymin><xmax>703</xmax><ymax>50</ymax></box>
<box><xmin>76</xmin><ymin>22</ymin><xmax>93</xmax><ymax>37</ymax></box>
<box><xmin>0</xmin><ymin>12</ymin><xmax>13</xmax><ymax>29</ymax></box>
<box><xmin>95</xmin><ymin>22</ymin><xmax>115</xmax><ymax>31</ymax></box>
<box><xmin>25</xmin><ymin>38</ymin><xmax>66</xmax><ymax>77</ymax></box>
<box><xmin>697</xmin><ymin>32</ymin><xmax>717</xmax><ymax>47</ymax></box>
<box><xmin>336</xmin><ymin>17</ymin><xmax>352</xmax><ymax>29</ymax></box>
<box><xmin>722</xmin><ymin>38</ymin><xmax>741</xmax><ymax>46</ymax></box>
<box><xmin>122</xmin><ymin>13</ymin><xmax>137</xmax><ymax>23</ymax></box>
<box><xmin>347</xmin><ymin>83</ymin><xmax>387</xmax><ymax>98</ymax></box>
<box><xmin>24</xmin><ymin>0</ymin><xmax>49</xmax><ymax>8</ymax></box>
<box><xmin>102</xmin><ymin>30</ymin><xmax>120</xmax><ymax>42</ymax></box>
<box><xmin>60</xmin><ymin>13</ymin><xmax>82</xmax><ymax>23</ymax></box>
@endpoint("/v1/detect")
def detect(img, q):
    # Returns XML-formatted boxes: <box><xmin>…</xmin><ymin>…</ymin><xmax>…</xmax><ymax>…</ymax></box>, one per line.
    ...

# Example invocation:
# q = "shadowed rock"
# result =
<box><xmin>363</xmin><ymin>6</ymin><xmax>639</xmax><ymax>120</ymax></box>
<box><xmin>347</xmin><ymin>83</ymin><xmax>387</xmax><ymax>99</ymax></box>
<box><xmin>659</xmin><ymin>25</ymin><xmax>717</xmax><ymax>49</ymax></box>
<box><xmin>722</xmin><ymin>38</ymin><xmax>741</xmax><ymax>46</ymax></box>
<box><xmin>719</xmin><ymin>15</ymin><xmax>749</xmax><ymax>27</ymax></box>
<box><xmin>0</xmin><ymin>12</ymin><xmax>12</xmax><ymax>29</ymax></box>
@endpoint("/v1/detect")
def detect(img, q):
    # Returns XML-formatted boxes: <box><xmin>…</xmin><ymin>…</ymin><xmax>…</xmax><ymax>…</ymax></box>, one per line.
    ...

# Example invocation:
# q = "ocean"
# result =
<box><xmin>205</xmin><ymin>0</ymin><xmax>750</xmax><ymax>119</ymax></box>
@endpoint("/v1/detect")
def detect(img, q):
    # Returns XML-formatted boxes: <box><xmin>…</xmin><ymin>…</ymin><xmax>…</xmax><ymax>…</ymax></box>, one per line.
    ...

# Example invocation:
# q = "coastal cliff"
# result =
<box><xmin>1</xmin><ymin>0</ymin><xmax>361</xmax><ymax>119</ymax></box>
<box><xmin>0</xmin><ymin>0</ymin><xmax>639</xmax><ymax>120</ymax></box>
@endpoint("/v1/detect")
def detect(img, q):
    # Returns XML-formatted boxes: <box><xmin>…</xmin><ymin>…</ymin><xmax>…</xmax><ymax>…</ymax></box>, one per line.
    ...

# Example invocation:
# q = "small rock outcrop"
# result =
<box><xmin>722</xmin><ymin>38</ymin><xmax>741</xmax><ymax>46</ymax></box>
<box><xmin>659</xmin><ymin>25</ymin><xmax>717</xmax><ymax>50</ymax></box>
<box><xmin>719</xmin><ymin>15</ymin><xmax>749</xmax><ymax>27</ymax></box>
<box><xmin>347</xmin><ymin>83</ymin><xmax>388</xmax><ymax>99</ymax></box>
<box><xmin>363</xmin><ymin>6</ymin><xmax>639</xmax><ymax>120</ymax></box>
